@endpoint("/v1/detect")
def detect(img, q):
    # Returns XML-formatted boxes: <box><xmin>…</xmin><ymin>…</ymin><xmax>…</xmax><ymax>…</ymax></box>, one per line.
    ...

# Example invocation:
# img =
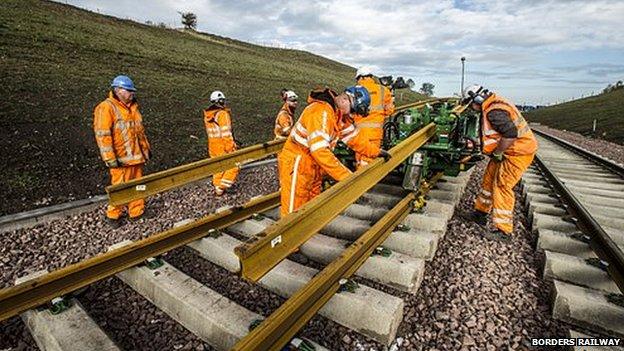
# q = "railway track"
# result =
<box><xmin>522</xmin><ymin>128</ymin><xmax>624</xmax><ymax>341</ymax></box>
<box><xmin>0</xmin><ymin>99</ymin><xmax>486</xmax><ymax>350</ymax></box>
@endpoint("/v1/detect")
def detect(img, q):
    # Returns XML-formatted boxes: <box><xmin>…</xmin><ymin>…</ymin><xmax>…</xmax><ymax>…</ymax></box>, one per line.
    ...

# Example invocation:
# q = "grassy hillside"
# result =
<box><xmin>526</xmin><ymin>88</ymin><xmax>624</xmax><ymax>144</ymax></box>
<box><xmin>0</xmin><ymin>0</ymin><xmax>423</xmax><ymax>215</ymax></box>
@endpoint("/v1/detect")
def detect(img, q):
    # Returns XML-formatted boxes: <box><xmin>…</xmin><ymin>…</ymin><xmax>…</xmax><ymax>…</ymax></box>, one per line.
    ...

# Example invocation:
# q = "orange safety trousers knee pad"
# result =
<box><xmin>106</xmin><ymin>164</ymin><xmax>144</xmax><ymax>219</ymax></box>
<box><xmin>474</xmin><ymin>153</ymin><xmax>535</xmax><ymax>233</ymax></box>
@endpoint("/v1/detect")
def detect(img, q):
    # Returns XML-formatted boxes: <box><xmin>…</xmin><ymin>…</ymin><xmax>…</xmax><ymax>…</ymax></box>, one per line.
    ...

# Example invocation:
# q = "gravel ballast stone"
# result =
<box><xmin>1</xmin><ymin>157</ymin><xmax>579</xmax><ymax>350</ymax></box>
<box><xmin>532</xmin><ymin>125</ymin><xmax>624</xmax><ymax>165</ymax></box>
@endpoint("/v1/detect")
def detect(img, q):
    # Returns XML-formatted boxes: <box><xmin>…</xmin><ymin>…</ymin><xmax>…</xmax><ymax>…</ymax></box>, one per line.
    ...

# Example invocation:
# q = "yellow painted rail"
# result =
<box><xmin>0</xmin><ymin>193</ymin><xmax>279</xmax><ymax>322</ymax></box>
<box><xmin>234</xmin><ymin>123</ymin><xmax>437</xmax><ymax>282</ymax></box>
<box><xmin>107</xmin><ymin>139</ymin><xmax>285</xmax><ymax>206</ymax></box>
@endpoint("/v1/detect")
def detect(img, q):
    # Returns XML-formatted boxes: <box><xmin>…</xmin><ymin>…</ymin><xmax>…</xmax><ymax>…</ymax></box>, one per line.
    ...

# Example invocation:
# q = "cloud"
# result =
<box><xmin>61</xmin><ymin>0</ymin><xmax>624</xmax><ymax>103</ymax></box>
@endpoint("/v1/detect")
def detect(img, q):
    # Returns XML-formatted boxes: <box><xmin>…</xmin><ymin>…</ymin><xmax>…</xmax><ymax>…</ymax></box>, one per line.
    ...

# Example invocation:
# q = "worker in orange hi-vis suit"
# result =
<box><xmin>274</xmin><ymin>89</ymin><xmax>299</xmax><ymax>139</ymax></box>
<box><xmin>278</xmin><ymin>86</ymin><xmax>392</xmax><ymax>218</ymax></box>
<box><xmin>93</xmin><ymin>75</ymin><xmax>151</xmax><ymax>228</ymax></box>
<box><xmin>353</xmin><ymin>66</ymin><xmax>395</xmax><ymax>169</ymax></box>
<box><xmin>203</xmin><ymin>90</ymin><xmax>239</xmax><ymax>196</ymax></box>
<box><xmin>461</xmin><ymin>85</ymin><xmax>538</xmax><ymax>241</ymax></box>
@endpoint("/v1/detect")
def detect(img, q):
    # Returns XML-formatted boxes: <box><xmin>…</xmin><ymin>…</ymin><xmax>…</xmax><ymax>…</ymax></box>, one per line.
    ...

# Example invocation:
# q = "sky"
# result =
<box><xmin>60</xmin><ymin>0</ymin><xmax>624</xmax><ymax>105</ymax></box>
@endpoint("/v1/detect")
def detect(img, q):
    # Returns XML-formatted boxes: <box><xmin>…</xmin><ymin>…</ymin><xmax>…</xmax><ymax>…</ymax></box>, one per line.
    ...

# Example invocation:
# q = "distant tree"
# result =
<box><xmin>178</xmin><ymin>11</ymin><xmax>197</xmax><ymax>30</ymax></box>
<box><xmin>419</xmin><ymin>82</ymin><xmax>435</xmax><ymax>97</ymax></box>
<box><xmin>616</xmin><ymin>80</ymin><xmax>623</xmax><ymax>89</ymax></box>
<box><xmin>145</xmin><ymin>20</ymin><xmax>153</xmax><ymax>26</ymax></box>
<box><xmin>157</xmin><ymin>22</ymin><xmax>167</xmax><ymax>28</ymax></box>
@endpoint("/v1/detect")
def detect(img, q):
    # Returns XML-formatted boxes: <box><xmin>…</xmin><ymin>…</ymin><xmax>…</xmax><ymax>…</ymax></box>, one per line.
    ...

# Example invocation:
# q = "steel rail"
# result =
<box><xmin>395</xmin><ymin>97</ymin><xmax>458</xmax><ymax>113</ymax></box>
<box><xmin>234</xmin><ymin>123</ymin><xmax>437</xmax><ymax>282</ymax></box>
<box><xmin>106</xmin><ymin>139</ymin><xmax>285</xmax><ymax>206</ymax></box>
<box><xmin>534</xmin><ymin>155</ymin><xmax>624</xmax><ymax>293</ymax></box>
<box><xmin>233</xmin><ymin>172</ymin><xmax>444</xmax><ymax>351</ymax></box>
<box><xmin>0</xmin><ymin>192</ymin><xmax>280</xmax><ymax>322</ymax></box>
<box><xmin>532</xmin><ymin>128</ymin><xmax>624</xmax><ymax>178</ymax></box>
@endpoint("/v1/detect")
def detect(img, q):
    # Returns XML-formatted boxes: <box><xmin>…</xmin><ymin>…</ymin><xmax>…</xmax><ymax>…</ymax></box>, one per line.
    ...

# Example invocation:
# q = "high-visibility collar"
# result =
<box><xmin>204</xmin><ymin>106</ymin><xmax>231</xmax><ymax>122</ymax></box>
<box><xmin>107</xmin><ymin>91</ymin><xmax>137</xmax><ymax>112</ymax></box>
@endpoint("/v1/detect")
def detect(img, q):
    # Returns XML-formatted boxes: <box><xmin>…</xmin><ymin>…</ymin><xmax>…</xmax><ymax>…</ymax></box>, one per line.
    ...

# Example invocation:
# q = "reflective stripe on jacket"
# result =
<box><xmin>93</xmin><ymin>92</ymin><xmax>150</xmax><ymax>166</ymax></box>
<box><xmin>481</xmin><ymin>94</ymin><xmax>538</xmax><ymax>156</ymax></box>
<box><xmin>353</xmin><ymin>76</ymin><xmax>395</xmax><ymax>141</ymax></box>
<box><xmin>284</xmin><ymin>91</ymin><xmax>380</xmax><ymax>181</ymax></box>
<box><xmin>274</xmin><ymin>102</ymin><xmax>294</xmax><ymax>139</ymax></box>
<box><xmin>204</xmin><ymin>106</ymin><xmax>236</xmax><ymax>157</ymax></box>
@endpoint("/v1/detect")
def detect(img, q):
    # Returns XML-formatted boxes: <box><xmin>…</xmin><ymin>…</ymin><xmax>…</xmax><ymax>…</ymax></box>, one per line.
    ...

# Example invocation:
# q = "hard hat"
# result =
<box><xmin>111</xmin><ymin>75</ymin><xmax>136</xmax><ymax>92</ymax></box>
<box><xmin>210</xmin><ymin>90</ymin><xmax>226</xmax><ymax>103</ymax></box>
<box><xmin>462</xmin><ymin>84</ymin><xmax>489</xmax><ymax>105</ymax></box>
<box><xmin>355</xmin><ymin>66</ymin><xmax>373</xmax><ymax>79</ymax></box>
<box><xmin>344</xmin><ymin>85</ymin><xmax>371</xmax><ymax>116</ymax></box>
<box><xmin>283</xmin><ymin>90</ymin><xmax>298</xmax><ymax>102</ymax></box>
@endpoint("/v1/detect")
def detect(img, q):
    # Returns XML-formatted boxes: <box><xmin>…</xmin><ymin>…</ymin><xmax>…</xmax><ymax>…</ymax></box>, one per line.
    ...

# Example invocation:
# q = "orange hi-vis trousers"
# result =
<box><xmin>474</xmin><ymin>153</ymin><xmax>535</xmax><ymax>234</ymax></box>
<box><xmin>213</xmin><ymin>167</ymin><xmax>239</xmax><ymax>191</ymax></box>
<box><xmin>106</xmin><ymin>164</ymin><xmax>144</xmax><ymax>219</ymax></box>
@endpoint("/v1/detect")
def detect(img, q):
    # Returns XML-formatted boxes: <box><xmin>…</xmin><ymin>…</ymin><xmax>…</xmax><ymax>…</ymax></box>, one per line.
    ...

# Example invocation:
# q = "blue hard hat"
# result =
<box><xmin>111</xmin><ymin>75</ymin><xmax>136</xmax><ymax>92</ymax></box>
<box><xmin>344</xmin><ymin>85</ymin><xmax>371</xmax><ymax>116</ymax></box>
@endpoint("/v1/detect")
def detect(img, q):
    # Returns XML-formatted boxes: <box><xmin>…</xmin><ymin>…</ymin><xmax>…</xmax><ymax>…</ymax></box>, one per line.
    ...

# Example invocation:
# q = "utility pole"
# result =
<box><xmin>460</xmin><ymin>57</ymin><xmax>466</xmax><ymax>96</ymax></box>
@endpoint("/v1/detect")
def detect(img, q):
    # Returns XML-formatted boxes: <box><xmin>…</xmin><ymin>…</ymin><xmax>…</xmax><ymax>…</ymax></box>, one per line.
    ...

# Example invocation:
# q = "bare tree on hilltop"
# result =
<box><xmin>419</xmin><ymin>82</ymin><xmax>435</xmax><ymax>97</ymax></box>
<box><xmin>178</xmin><ymin>11</ymin><xmax>197</xmax><ymax>30</ymax></box>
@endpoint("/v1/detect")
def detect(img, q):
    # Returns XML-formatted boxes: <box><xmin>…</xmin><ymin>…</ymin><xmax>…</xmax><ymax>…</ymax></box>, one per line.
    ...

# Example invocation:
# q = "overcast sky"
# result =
<box><xmin>61</xmin><ymin>0</ymin><xmax>624</xmax><ymax>105</ymax></box>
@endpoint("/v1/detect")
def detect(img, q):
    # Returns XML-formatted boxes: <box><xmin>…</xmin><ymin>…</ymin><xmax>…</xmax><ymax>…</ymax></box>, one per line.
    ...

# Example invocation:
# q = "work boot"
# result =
<box><xmin>105</xmin><ymin>217</ymin><xmax>122</xmax><ymax>229</ymax></box>
<box><xmin>129</xmin><ymin>208</ymin><xmax>156</xmax><ymax>222</ymax></box>
<box><xmin>461</xmin><ymin>210</ymin><xmax>488</xmax><ymax>226</ymax></box>
<box><xmin>486</xmin><ymin>229</ymin><xmax>511</xmax><ymax>242</ymax></box>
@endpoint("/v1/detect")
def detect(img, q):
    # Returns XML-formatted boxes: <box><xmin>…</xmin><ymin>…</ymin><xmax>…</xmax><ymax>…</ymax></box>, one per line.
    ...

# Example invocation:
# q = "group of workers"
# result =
<box><xmin>93</xmin><ymin>69</ymin><xmax>538</xmax><ymax>241</ymax></box>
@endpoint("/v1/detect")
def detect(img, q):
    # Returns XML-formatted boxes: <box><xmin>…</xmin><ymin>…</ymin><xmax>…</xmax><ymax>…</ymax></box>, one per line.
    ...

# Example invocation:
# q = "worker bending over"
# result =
<box><xmin>93</xmin><ymin>75</ymin><xmax>151</xmax><ymax>228</ymax></box>
<box><xmin>274</xmin><ymin>89</ymin><xmax>299</xmax><ymax>139</ymax></box>
<box><xmin>353</xmin><ymin>66</ymin><xmax>395</xmax><ymax>169</ymax></box>
<box><xmin>278</xmin><ymin>86</ymin><xmax>391</xmax><ymax>217</ymax></box>
<box><xmin>463</xmin><ymin>85</ymin><xmax>538</xmax><ymax>241</ymax></box>
<box><xmin>203</xmin><ymin>90</ymin><xmax>239</xmax><ymax>196</ymax></box>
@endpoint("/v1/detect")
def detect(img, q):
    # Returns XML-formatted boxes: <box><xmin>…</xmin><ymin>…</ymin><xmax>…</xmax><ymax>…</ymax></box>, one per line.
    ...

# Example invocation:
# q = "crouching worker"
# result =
<box><xmin>462</xmin><ymin>85</ymin><xmax>538</xmax><ymax>241</ymax></box>
<box><xmin>93</xmin><ymin>75</ymin><xmax>151</xmax><ymax>228</ymax></box>
<box><xmin>274</xmin><ymin>89</ymin><xmax>299</xmax><ymax>139</ymax></box>
<box><xmin>204</xmin><ymin>90</ymin><xmax>239</xmax><ymax>196</ymax></box>
<box><xmin>278</xmin><ymin>86</ymin><xmax>391</xmax><ymax>218</ymax></box>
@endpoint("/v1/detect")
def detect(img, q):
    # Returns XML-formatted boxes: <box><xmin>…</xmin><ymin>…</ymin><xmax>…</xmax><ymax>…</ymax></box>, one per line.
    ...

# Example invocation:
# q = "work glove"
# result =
<box><xmin>105</xmin><ymin>159</ymin><xmax>119</xmax><ymax>168</ymax></box>
<box><xmin>491</xmin><ymin>152</ymin><xmax>505</xmax><ymax>163</ymax></box>
<box><xmin>378</xmin><ymin>149</ymin><xmax>392</xmax><ymax>162</ymax></box>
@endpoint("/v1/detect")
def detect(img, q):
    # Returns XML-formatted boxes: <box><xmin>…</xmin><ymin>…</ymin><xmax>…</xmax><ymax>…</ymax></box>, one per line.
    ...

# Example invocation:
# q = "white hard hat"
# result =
<box><xmin>463</xmin><ymin>84</ymin><xmax>489</xmax><ymax>104</ymax></box>
<box><xmin>355</xmin><ymin>66</ymin><xmax>373</xmax><ymax>79</ymax></box>
<box><xmin>210</xmin><ymin>90</ymin><xmax>226</xmax><ymax>103</ymax></box>
<box><xmin>283</xmin><ymin>90</ymin><xmax>298</xmax><ymax>101</ymax></box>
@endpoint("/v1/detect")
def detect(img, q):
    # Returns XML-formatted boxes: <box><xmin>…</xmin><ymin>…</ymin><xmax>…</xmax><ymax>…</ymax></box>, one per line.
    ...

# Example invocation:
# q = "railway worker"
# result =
<box><xmin>274</xmin><ymin>89</ymin><xmax>299</xmax><ymax>139</ymax></box>
<box><xmin>203</xmin><ymin>90</ymin><xmax>239</xmax><ymax>196</ymax></box>
<box><xmin>462</xmin><ymin>85</ymin><xmax>538</xmax><ymax>241</ymax></box>
<box><xmin>93</xmin><ymin>75</ymin><xmax>151</xmax><ymax>228</ymax></box>
<box><xmin>278</xmin><ymin>86</ymin><xmax>391</xmax><ymax>218</ymax></box>
<box><xmin>353</xmin><ymin>66</ymin><xmax>395</xmax><ymax>169</ymax></box>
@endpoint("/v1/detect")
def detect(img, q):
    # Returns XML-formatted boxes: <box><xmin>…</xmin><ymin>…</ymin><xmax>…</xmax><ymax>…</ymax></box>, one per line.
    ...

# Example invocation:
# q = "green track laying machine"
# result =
<box><xmin>337</xmin><ymin>97</ymin><xmax>484</xmax><ymax>191</ymax></box>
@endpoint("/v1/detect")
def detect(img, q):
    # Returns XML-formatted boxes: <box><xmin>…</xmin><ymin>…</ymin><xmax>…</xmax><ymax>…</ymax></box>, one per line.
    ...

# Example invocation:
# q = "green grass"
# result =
<box><xmin>526</xmin><ymin>88</ymin><xmax>624</xmax><ymax>144</ymax></box>
<box><xmin>0</xmin><ymin>0</ymin><xmax>423</xmax><ymax>214</ymax></box>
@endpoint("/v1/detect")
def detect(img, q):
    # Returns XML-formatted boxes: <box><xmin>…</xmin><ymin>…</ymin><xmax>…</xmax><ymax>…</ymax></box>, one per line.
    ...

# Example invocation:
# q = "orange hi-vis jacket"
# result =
<box><xmin>93</xmin><ymin>92</ymin><xmax>151</xmax><ymax>166</ymax></box>
<box><xmin>274</xmin><ymin>102</ymin><xmax>295</xmax><ymax>139</ymax></box>
<box><xmin>481</xmin><ymin>94</ymin><xmax>537</xmax><ymax>156</ymax></box>
<box><xmin>204</xmin><ymin>106</ymin><xmax>236</xmax><ymax>157</ymax></box>
<box><xmin>278</xmin><ymin>89</ymin><xmax>380</xmax><ymax>216</ymax></box>
<box><xmin>353</xmin><ymin>76</ymin><xmax>395</xmax><ymax>141</ymax></box>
